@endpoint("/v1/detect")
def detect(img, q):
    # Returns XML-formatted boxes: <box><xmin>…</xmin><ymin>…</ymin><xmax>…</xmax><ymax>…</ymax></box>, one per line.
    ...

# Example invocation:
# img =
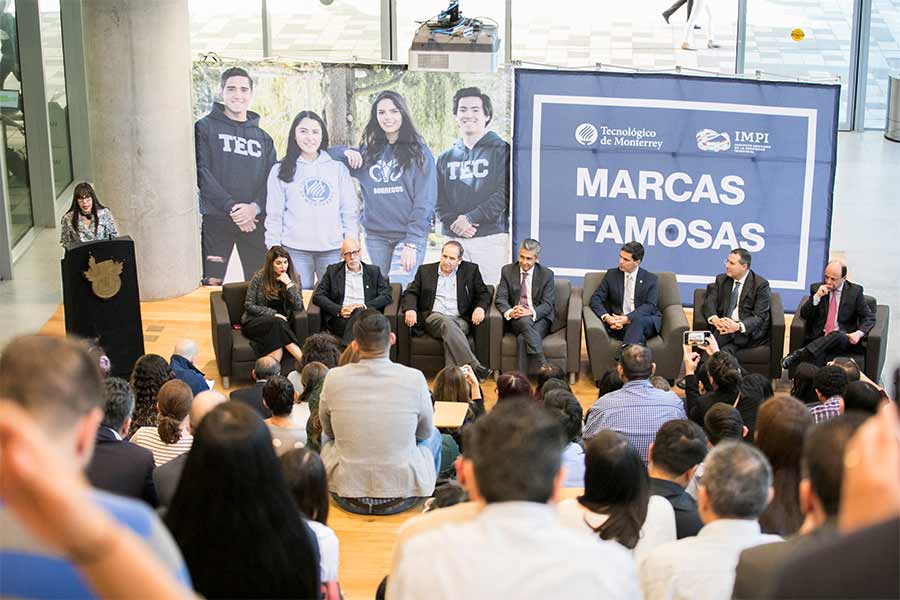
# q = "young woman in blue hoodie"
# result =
<box><xmin>332</xmin><ymin>90</ymin><xmax>437</xmax><ymax>289</ymax></box>
<box><xmin>266</xmin><ymin>111</ymin><xmax>359</xmax><ymax>290</ymax></box>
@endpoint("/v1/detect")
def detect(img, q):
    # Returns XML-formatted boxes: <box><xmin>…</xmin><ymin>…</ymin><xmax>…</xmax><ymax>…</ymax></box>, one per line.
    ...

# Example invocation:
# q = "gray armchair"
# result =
<box><xmin>582</xmin><ymin>271</ymin><xmax>688</xmax><ymax>382</ymax></box>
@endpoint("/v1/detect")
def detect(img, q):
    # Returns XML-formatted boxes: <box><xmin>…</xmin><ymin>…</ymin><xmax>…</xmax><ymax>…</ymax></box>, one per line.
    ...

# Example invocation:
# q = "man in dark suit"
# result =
<box><xmin>229</xmin><ymin>355</ymin><xmax>279</xmax><ymax>418</ymax></box>
<box><xmin>496</xmin><ymin>238</ymin><xmax>556</xmax><ymax>373</ymax></box>
<box><xmin>403</xmin><ymin>240</ymin><xmax>492</xmax><ymax>380</ymax></box>
<box><xmin>702</xmin><ymin>247</ymin><xmax>771</xmax><ymax>354</ymax></box>
<box><xmin>589</xmin><ymin>241</ymin><xmax>662</xmax><ymax>344</ymax></box>
<box><xmin>782</xmin><ymin>260</ymin><xmax>876</xmax><ymax>369</ymax></box>
<box><xmin>647</xmin><ymin>419</ymin><xmax>708</xmax><ymax>539</ymax></box>
<box><xmin>85</xmin><ymin>377</ymin><xmax>158</xmax><ymax>506</ymax></box>
<box><xmin>312</xmin><ymin>238</ymin><xmax>392</xmax><ymax>344</ymax></box>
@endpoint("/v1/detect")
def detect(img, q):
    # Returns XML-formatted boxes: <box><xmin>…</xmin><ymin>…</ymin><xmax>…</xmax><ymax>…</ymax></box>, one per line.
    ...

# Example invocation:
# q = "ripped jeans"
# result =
<box><xmin>201</xmin><ymin>214</ymin><xmax>267</xmax><ymax>285</ymax></box>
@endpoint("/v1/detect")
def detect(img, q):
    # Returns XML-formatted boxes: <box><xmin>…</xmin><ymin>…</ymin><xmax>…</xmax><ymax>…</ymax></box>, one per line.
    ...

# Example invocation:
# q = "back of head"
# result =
<box><xmin>814</xmin><ymin>365</ymin><xmax>848</xmax><ymax>400</ymax></box>
<box><xmin>433</xmin><ymin>366</ymin><xmax>469</xmax><ymax>404</ymax></box>
<box><xmin>0</xmin><ymin>335</ymin><xmax>103</xmax><ymax>433</ymax></box>
<box><xmin>542</xmin><ymin>389</ymin><xmax>582</xmax><ymax>443</ymax></box>
<box><xmin>263</xmin><ymin>376</ymin><xmax>295</xmax><ymax>416</ymax></box>
<box><xmin>538</xmin><ymin>377</ymin><xmax>571</xmax><ymax>403</ymax></box>
<box><xmin>462</xmin><ymin>400</ymin><xmax>565</xmax><ymax>503</ymax></box>
<box><xmin>843</xmin><ymin>381</ymin><xmax>882</xmax><ymax>415</ymax></box>
<box><xmin>830</xmin><ymin>357</ymin><xmax>861</xmax><ymax>383</ymax></box>
<box><xmin>790</xmin><ymin>362</ymin><xmax>819</xmax><ymax>404</ymax></box>
<box><xmin>702</xmin><ymin>441</ymin><xmax>772</xmax><ymax>519</ymax></box>
<box><xmin>649</xmin><ymin>375</ymin><xmax>671</xmax><ymax>391</ymax></box>
<box><xmin>253</xmin><ymin>355</ymin><xmax>281</xmax><ymax>380</ymax></box>
<box><xmin>708</xmin><ymin>352</ymin><xmax>741</xmax><ymax>392</ymax></box>
<box><xmin>597</xmin><ymin>368</ymin><xmax>624</xmax><ymax>397</ymax></box>
<box><xmin>299</xmin><ymin>361</ymin><xmax>328</xmax><ymax>403</ymax></box>
<box><xmin>101</xmin><ymin>377</ymin><xmax>135</xmax><ymax>432</ymax></box>
<box><xmin>130</xmin><ymin>353</ymin><xmax>175</xmax><ymax>430</ymax></box>
<box><xmin>190</xmin><ymin>390</ymin><xmax>227</xmax><ymax>429</ymax></box>
<box><xmin>299</xmin><ymin>333</ymin><xmax>342</xmax><ymax>369</ymax></box>
<box><xmin>704</xmin><ymin>404</ymin><xmax>744</xmax><ymax>445</ymax></box>
<box><xmin>736</xmin><ymin>373</ymin><xmax>773</xmax><ymax>436</ymax></box>
<box><xmin>156</xmin><ymin>379</ymin><xmax>192</xmax><ymax>444</ymax></box>
<box><xmin>353</xmin><ymin>308</ymin><xmax>390</xmax><ymax>354</ymax></box>
<box><xmin>173</xmin><ymin>339</ymin><xmax>198</xmax><ymax>361</ymax></box>
<box><xmin>281</xmin><ymin>447</ymin><xmax>330</xmax><ymax>525</ymax></box>
<box><xmin>620</xmin><ymin>344</ymin><xmax>653</xmax><ymax>380</ymax></box>
<box><xmin>802</xmin><ymin>412</ymin><xmax>868</xmax><ymax>517</ymax></box>
<box><xmin>650</xmin><ymin>419</ymin><xmax>708</xmax><ymax>476</ymax></box>
<box><xmin>496</xmin><ymin>371</ymin><xmax>533</xmax><ymax>403</ymax></box>
<box><xmin>536</xmin><ymin>362</ymin><xmax>566</xmax><ymax>390</ymax></box>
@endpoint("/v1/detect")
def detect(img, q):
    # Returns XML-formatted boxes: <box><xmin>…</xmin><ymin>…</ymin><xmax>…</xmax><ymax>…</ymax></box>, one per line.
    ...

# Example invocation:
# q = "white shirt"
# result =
<box><xmin>343</xmin><ymin>265</ymin><xmax>365</xmax><ymax>308</ymax></box>
<box><xmin>307</xmin><ymin>520</ymin><xmax>340</xmax><ymax>582</ymax></box>
<box><xmin>389</xmin><ymin>501</ymin><xmax>639</xmax><ymax>600</ymax></box>
<box><xmin>729</xmin><ymin>272</ymin><xmax>749</xmax><ymax>322</ymax></box>
<box><xmin>433</xmin><ymin>266</ymin><xmax>460</xmax><ymax>317</ymax></box>
<box><xmin>623</xmin><ymin>269</ymin><xmax>637</xmax><ymax>315</ymax></box>
<box><xmin>811</xmin><ymin>281</ymin><xmax>843</xmax><ymax>307</ymax></box>
<box><xmin>557</xmin><ymin>495</ymin><xmax>677</xmax><ymax>565</ymax></box>
<box><xmin>640</xmin><ymin>518</ymin><xmax>782</xmax><ymax>600</ymax></box>
<box><xmin>504</xmin><ymin>267</ymin><xmax>537</xmax><ymax>321</ymax></box>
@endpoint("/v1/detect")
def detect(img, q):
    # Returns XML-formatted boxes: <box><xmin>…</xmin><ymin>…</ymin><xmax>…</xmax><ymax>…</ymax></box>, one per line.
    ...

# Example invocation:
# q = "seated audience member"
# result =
<box><xmin>130</xmin><ymin>380</ymin><xmax>193</xmax><ymax>467</ymax></box>
<box><xmin>319</xmin><ymin>309</ymin><xmax>440</xmax><ymax>514</ymax></box>
<box><xmin>495</xmin><ymin>370</ymin><xmax>533</xmax><ymax>404</ymax></box>
<box><xmin>538</xmin><ymin>377</ymin><xmax>572</xmax><ymax>405</ymax></box>
<box><xmin>682</xmin><ymin>339</ymin><xmax>742</xmax><ymax>425</ymax></box>
<box><xmin>755</xmin><ymin>394</ymin><xmax>814</xmax><ymax>536</ymax></box>
<box><xmin>584</xmin><ymin>344</ymin><xmax>687</xmax><ymax>463</ymax></box>
<box><xmin>735</xmin><ymin>372</ymin><xmax>772</xmax><ymax>439</ymax></box>
<box><xmin>388</xmin><ymin>401</ymin><xmax>641</xmax><ymax>600</ymax></box>
<box><xmin>536</xmin><ymin>362</ymin><xmax>566</xmax><ymax>391</ymax></box>
<box><xmin>543</xmin><ymin>389</ymin><xmax>585</xmax><ymax>487</ymax></box>
<box><xmin>301</xmin><ymin>362</ymin><xmax>329</xmax><ymax>453</ymax></box>
<box><xmin>558</xmin><ymin>431</ymin><xmax>676</xmax><ymax>562</ymax></box>
<box><xmin>264</xmin><ymin>376</ymin><xmax>308</xmax><ymax>455</ymax></box>
<box><xmin>597</xmin><ymin>367</ymin><xmax>624</xmax><ymax>398</ymax></box>
<box><xmin>169</xmin><ymin>339</ymin><xmax>208</xmax><ymax>396</ymax></box>
<box><xmin>732</xmin><ymin>413</ymin><xmax>868</xmax><ymax>599</ymax></box>
<box><xmin>230</xmin><ymin>355</ymin><xmax>280</xmax><ymax>418</ymax></box>
<box><xmin>128</xmin><ymin>353</ymin><xmax>175</xmax><ymax>437</ymax></box>
<box><xmin>647</xmin><ymin>420</ymin><xmax>709</xmax><ymax>538</ymax></box>
<box><xmin>299</xmin><ymin>332</ymin><xmax>342</xmax><ymax>370</ymax></box>
<box><xmin>165</xmin><ymin>402</ymin><xmax>320</xmax><ymax>598</ymax></box>
<box><xmin>768</xmin><ymin>402</ymin><xmax>900</xmax><ymax>600</ymax></box>
<box><xmin>85</xmin><ymin>377</ymin><xmax>157</xmax><ymax>506</ymax></box>
<box><xmin>649</xmin><ymin>375</ymin><xmax>671</xmax><ymax>391</ymax></box>
<box><xmin>154</xmin><ymin>391</ymin><xmax>227</xmax><ymax>507</ymax></box>
<box><xmin>281</xmin><ymin>448</ymin><xmax>340</xmax><ymax>584</ymax></box>
<box><xmin>790</xmin><ymin>361</ymin><xmax>819</xmax><ymax>406</ymax></box>
<box><xmin>338</xmin><ymin>343</ymin><xmax>359</xmax><ymax>366</ymax></box>
<box><xmin>433</xmin><ymin>365</ymin><xmax>485</xmax><ymax>429</ymax></box>
<box><xmin>829</xmin><ymin>355</ymin><xmax>861</xmax><ymax>382</ymax></box>
<box><xmin>685</xmin><ymin>405</ymin><xmax>748</xmax><ymax>499</ymax></box>
<box><xmin>0</xmin><ymin>335</ymin><xmax>189</xmax><ymax>597</ymax></box>
<box><xmin>640</xmin><ymin>442</ymin><xmax>781</xmax><ymax>600</ymax></box>
<box><xmin>843</xmin><ymin>380</ymin><xmax>882</xmax><ymax>415</ymax></box>
<box><xmin>809</xmin><ymin>364</ymin><xmax>848</xmax><ymax>423</ymax></box>
<box><xmin>85</xmin><ymin>338</ymin><xmax>112</xmax><ymax>377</ymax></box>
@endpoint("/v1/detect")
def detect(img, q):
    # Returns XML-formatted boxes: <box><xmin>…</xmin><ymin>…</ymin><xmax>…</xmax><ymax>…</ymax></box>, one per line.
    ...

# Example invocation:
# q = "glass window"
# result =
<box><xmin>398</xmin><ymin>1</ymin><xmax>506</xmax><ymax>64</ymax></box>
<box><xmin>39</xmin><ymin>0</ymin><xmax>72</xmax><ymax>195</ymax></box>
<box><xmin>190</xmin><ymin>0</ymin><xmax>263</xmax><ymax>60</ymax></box>
<box><xmin>269</xmin><ymin>0</ymin><xmax>381</xmax><ymax>61</ymax></box>
<box><xmin>863</xmin><ymin>0</ymin><xmax>900</xmax><ymax>128</ymax></box>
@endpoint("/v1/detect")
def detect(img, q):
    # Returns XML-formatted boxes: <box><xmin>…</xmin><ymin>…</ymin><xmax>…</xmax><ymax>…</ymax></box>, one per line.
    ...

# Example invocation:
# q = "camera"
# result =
<box><xmin>683</xmin><ymin>330</ymin><xmax>713</xmax><ymax>346</ymax></box>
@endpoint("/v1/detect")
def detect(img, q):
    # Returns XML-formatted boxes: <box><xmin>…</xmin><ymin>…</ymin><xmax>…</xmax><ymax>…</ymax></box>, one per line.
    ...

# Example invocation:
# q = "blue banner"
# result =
<box><xmin>512</xmin><ymin>70</ymin><xmax>839</xmax><ymax>310</ymax></box>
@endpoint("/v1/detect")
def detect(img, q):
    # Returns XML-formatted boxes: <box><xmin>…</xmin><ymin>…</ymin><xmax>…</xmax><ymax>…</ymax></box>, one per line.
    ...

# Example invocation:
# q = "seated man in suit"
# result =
<box><xmin>85</xmin><ymin>377</ymin><xmax>158</xmax><ymax>506</ymax></box>
<box><xmin>702</xmin><ymin>248</ymin><xmax>771</xmax><ymax>354</ymax></box>
<box><xmin>496</xmin><ymin>238</ymin><xmax>556</xmax><ymax>373</ymax></box>
<box><xmin>589</xmin><ymin>241</ymin><xmax>661</xmax><ymax>345</ymax></box>
<box><xmin>403</xmin><ymin>240</ymin><xmax>492</xmax><ymax>381</ymax></box>
<box><xmin>782</xmin><ymin>260</ymin><xmax>876</xmax><ymax>369</ymax></box>
<box><xmin>229</xmin><ymin>356</ymin><xmax>279</xmax><ymax>418</ymax></box>
<box><xmin>312</xmin><ymin>238</ymin><xmax>392</xmax><ymax>345</ymax></box>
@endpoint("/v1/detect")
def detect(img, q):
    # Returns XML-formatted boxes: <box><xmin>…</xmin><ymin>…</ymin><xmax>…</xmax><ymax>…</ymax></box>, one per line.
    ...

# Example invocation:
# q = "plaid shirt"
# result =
<box><xmin>583</xmin><ymin>379</ymin><xmax>687</xmax><ymax>463</ymax></box>
<box><xmin>809</xmin><ymin>396</ymin><xmax>843</xmax><ymax>424</ymax></box>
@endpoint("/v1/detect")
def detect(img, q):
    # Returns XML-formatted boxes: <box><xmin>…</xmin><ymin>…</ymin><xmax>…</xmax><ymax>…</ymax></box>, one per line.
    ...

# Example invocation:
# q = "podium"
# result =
<box><xmin>61</xmin><ymin>237</ymin><xmax>145</xmax><ymax>378</ymax></box>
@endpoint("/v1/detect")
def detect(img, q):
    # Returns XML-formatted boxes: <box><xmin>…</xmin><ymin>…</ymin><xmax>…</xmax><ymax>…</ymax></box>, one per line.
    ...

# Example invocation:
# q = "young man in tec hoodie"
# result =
<box><xmin>436</xmin><ymin>87</ymin><xmax>511</xmax><ymax>286</ymax></box>
<box><xmin>195</xmin><ymin>66</ymin><xmax>276</xmax><ymax>285</ymax></box>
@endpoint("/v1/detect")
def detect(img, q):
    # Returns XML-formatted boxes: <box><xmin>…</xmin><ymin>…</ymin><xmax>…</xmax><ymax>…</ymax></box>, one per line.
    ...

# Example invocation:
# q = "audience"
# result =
<box><xmin>230</xmin><ymin>355</ymin><xmax>279</xmax><ymax>418</ymax></box>
<box><xmin>301</xmin><ymin>361</ymin><xmax>329</xmax><ymax>453</ymax></box>
<box><xmin>584</xmin><ymin>344</ymin><xmax>687</xmax><ymax>463</ymax></box>
<box><xmin>682</xmin><ymin>340</ymin><xmax>742</xmax><ymax>425</ymax></box>
<box><xmin>810</xmin><ymin>364</ymin><xmax>848</xmax><ymax>423</ymax></box>
<box><xmin>829</xmin><ymin>355</ymin><xmax>861</xmax><ymax>382</ymax></box>
<box><xmin>843</xmin><ymin>379</ymin><xmax>883</xmax><ymax>414</ymax></box>
<box><xmin>536</xmin><ymin>362</ymin><xmax>566</xmax><ymax>390</ymax></box>
<box><xmin>388</xmin><ymin>400</ymin><xmax>641</xmax><ymax>599</ymax></box>
<box><xmin>433</xmin><ymin>365</ymin><xmax>485</xmax><ymax>432</ymax></box>
<box><xmin>130</xmin><ymin>379</ymin><xmax>194</xmax><ymax>467</ymax></box>
<box><xmin>338</xmin><ymin>343</ymin><xmax>360</xmax><ymax>366</ymax></box>
<box><xmin>543</xmin><ymin>388</ymin><xmax>585</xmax><ymax>487</ymax></box>
<box><xmin>640</xmin><ymin>442</ymin><xmax>781</xmax><ymax>600</ymax></box>
<box><xmin>558</xmin><ymin>431</ymin><xmax>676</xmax><ymax>562</ymax></box>
<box><xmin>649</xmin><ymin>375</ymin><xmax>671</xmax><ymax>391</ymax></box>
<box><xmin>789</xmin><ymin>361</ymin><xmax>819</xmax><ymax>405</ymax></box>
<box><xmin>647</xmin><ymin>419</ymin><xmax>708</xmax><ymax>538</ymax></box>
<box><xmin>495</xmin><ymin>370</ymin><xmax>533</xmax><ymax>403</ymax></box>
<box><xmin>734</xmin><ymin>372</ymin><xmax>772</xmax><ymax>438</ymax></box>
<box><xmin>128</xmin><ymin>353</ymin><xmax>175</xmax><ymax>437</ymax></box>
<box><xmin>85</xmin><ymin>377</ymin><xmax>158</xmax><ymax>506</ymax></box>
<box><xmin>684</xmin><ymin>405</ymin><xmax>746</xmax><ymax>499</ymax></box>
<box><xmin>755</xmin><ymin>394</ymin><xmax>814</xmax><ymax>536</ymax></box>
<box><xmin>299</xmin><ymin>332</ymin><xmax>343</xmax><ymax>369</ymax></box>
<box><xmin>281</xmin><ymin>448</ymin><xmax>340</xmax><ymax>584</ymax></box>
<box><xmin>596</xmin><ymin>367</ymin><xmax>624</xmax><ymax>398</ymax></box>
<box><xmin>263</xmin><ymin>375</ymin><xmax>308</xmax><ymax>454</ymax></box>
<box><xmin>169</xmin><ymin>339</ymin><xmax>208</xmax><ymax>396</ymax></box>
<box><xmin>165</xmin><ymin>401</ymin><xmax>320</xmax><ymax>598</ymax></box>
<box><xmin>538</xmin><ymin>377</ymin><xmax>571</xmax><ymax>404</ymax></box>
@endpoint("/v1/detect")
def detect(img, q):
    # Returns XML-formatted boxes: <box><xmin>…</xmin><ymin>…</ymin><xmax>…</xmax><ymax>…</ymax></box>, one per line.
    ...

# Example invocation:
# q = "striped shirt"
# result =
<box><xmin>809</xmin><ymin>396</ymin><xmax>843</xmax><ymax>424</ymax></box>
<box><xmin>130</xmin><ymin>426</ymin><xmax>193</xmax><ymax>467</ymax></box>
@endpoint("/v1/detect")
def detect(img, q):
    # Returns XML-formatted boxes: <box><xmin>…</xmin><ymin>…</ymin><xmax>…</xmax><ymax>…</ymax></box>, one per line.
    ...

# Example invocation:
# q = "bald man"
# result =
<box><xmin>170</xmin><ymin>339</ymin><xmax>208</xmax><ymax>395</ymax></box>
<box><xmin>312</xmin><ymin>238</ymin><xmax>392</xmax><ymax>344</ymax></box>
<box><xmin>783</xmin><ymin>261</ymin><xmax>876</xmax><ymax>369</ymax></box>
<box><xmin>153</xmin><ymin>391</ymin><xmax>227</xmax><ymax>506</ymax></box>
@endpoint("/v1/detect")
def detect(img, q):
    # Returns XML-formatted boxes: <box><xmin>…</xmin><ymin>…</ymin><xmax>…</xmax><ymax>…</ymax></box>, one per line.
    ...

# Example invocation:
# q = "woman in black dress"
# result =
<box><xmin>242</xmin><ymin>246</ymin><xmax>305</xmax><ymax>365</ymax></box>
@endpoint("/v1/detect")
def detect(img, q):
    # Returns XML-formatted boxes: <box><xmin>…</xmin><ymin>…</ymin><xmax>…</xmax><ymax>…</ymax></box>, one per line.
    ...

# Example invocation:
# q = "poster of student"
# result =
<box><xmin>191</xmin><ymin>61</ymin><xmax>513</xmax><ymax>288</ymax></box>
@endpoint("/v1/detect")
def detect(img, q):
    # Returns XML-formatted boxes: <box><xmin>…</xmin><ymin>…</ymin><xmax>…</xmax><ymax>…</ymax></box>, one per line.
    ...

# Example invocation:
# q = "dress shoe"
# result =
<box><xmin>694</xmin><ymin>24</ymin><xmax>701</xmax><ymax>29</ymax></box>
<box><xmin>662</xmin><ymin>11</ymin><xmax>671</xmax><ymax>23</ymax></box>
<box><xmin>473</xmin><ymin>364</ymin><xmax>494</xmax><ymax>383</ymax></box>
<box><xmin>781</xmin><ymin>349</ymin><xmax>806</xmax><ymax>371</ymax></box>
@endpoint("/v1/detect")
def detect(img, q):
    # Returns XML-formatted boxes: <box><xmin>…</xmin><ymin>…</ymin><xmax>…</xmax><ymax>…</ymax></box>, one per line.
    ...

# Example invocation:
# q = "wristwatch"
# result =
<box><xmin>402</xmin><ymin>243</ymin><xmax>417</xmax><ymax>250</ymax></box>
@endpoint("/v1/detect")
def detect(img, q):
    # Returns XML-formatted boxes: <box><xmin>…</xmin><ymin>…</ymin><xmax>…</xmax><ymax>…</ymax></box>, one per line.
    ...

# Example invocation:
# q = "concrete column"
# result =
<box><xmin>82</xmin><ymin>0</ymin><xmax>200</xmax><ymax>300</ymax></box>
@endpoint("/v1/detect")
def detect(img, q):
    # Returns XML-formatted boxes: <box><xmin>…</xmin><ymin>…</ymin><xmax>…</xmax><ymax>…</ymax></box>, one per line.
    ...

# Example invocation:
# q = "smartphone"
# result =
<box><xmin>683</xmin><ymin>330</ymin><xmax>712</xmax><ymax>346</ymax></box>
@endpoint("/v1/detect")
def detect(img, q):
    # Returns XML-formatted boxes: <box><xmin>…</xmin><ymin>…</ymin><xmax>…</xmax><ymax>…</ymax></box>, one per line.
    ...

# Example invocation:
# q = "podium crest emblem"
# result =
<box><xmin>84</xmin><ymin>255</ymin><xmax>123</xmax><ymax>299</ymax></box>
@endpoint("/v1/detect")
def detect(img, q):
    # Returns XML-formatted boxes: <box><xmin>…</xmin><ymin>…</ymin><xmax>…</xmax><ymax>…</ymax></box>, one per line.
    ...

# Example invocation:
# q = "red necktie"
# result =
<box><xmin>824</xmin><ymin>291</ymin><xmax>838</xmax><ymax>334</ymax></box>
<box><xmin>519</xmin><ymin>271</ymin><xmax>529</xmax><ymax>308</ymax></box>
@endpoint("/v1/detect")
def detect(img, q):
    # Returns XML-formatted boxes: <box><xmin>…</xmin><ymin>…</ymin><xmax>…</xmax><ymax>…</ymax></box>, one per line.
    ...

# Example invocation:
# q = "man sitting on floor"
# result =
<box><xmin>229</xmin><ymin>355</ymin><xmax>279</xmax><ymax>418</ymax></box>
<box><xmin>169</xmin><ymin>339</ymin><xmax>208</xmax><ymax>396</ymax></box>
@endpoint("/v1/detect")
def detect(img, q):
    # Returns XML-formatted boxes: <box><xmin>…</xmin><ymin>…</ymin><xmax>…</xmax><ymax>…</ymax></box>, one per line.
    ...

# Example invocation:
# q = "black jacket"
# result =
<box><xmin>589</xmin><ymin>267</ymin><xmax>662</xmax><ymax>331</ymax></box>
<box><xmin>649</xmin><ymin>477</ymin><xmax>703</xmax><ymax>539</ymax></box>
<box><xmin>683</xmin><ymin>373</ymin><xmax>739</xmax><ymax>426</ymax></box>
<box><xmin>799</xmin><ymin>280</ymin><xmax>875</xmax><ymax>342</ymax></box>
<box><xmin>85</xmin><ymin>427</ymin><xmax>158</xmax><ymax>507</ymax></box>
<box><xmin>702</xmin><ymin>270</ymin><xmax>771</xmax><ymax>346</ymax></box>
<box><xmin>230</xmin><ymin>381</ymin><xmax>271</xmax><ymax>418</ymax></box>
<box><xmin>312</xmin><ymin>261</ymin><xmax>392</xmax><ymax>333</ymax></box>
<box><xmin>153</xmin><ymin>451</ymin><xmax>188</xmax><ymax>508</ymax></box>
<box><xmin>402</xmin><ymin>261</ymin><xmax>491</xmax><ymax>320</ymax></box>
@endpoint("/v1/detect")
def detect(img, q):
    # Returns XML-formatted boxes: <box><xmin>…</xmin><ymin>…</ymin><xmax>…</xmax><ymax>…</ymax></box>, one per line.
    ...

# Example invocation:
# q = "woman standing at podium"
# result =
<box><xmin>242</xmin><ymin>246</ymin><xmax>305</xmax><ymax>366</ymax></box>
<box><xmin>59</xmin><ymin>182</ymin><xmax>119</xmax><ymax>249</ymax></box>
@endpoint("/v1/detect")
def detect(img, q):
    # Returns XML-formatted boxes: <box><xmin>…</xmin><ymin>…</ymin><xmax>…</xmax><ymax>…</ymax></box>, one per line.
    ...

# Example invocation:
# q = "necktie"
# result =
<box><xmin>728</xmin><ymin>281</ymin><xmax>741</xmax><ymax>316</ymax></box>
<box><xmin>623</xmin><ymin>273</ymin><xmax>635</xmax><ymax>314</ymax></box>
<box><xmin>519</xmin><ymin>270</ymin><xmax>529</xmax><ymax>308</ymax></box>
<box><xmin>825</xmin><ymin>291</ymin><xmax>838</xmax><ymax>334</ymax></box>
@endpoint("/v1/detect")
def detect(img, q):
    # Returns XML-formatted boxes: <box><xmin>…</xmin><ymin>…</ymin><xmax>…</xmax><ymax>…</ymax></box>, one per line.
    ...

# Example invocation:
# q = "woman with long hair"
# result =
<box><xmin>130</xmin><ymin>379</ymin><xmax>193</xmax><ymax>467</ymax></box>
<box><xmin>165</xmin><ymin>402</ymin><xmax>320</xmax><ymax>598</ymax></box>
<box><xmin>128</xmin><ymin>353</ymin><xmax>175</xmax><ymax>437</ymax></box>
<box><xmin>432</xmin><ymin>365</ymin><xmax>484</xmax><ymax>427</ymax></box>
<box><xmin>265</xmin><ymin>110</ymin><xmax>359</xmax><ymax>290</ymax></box>
<box><xmin>543</xmin><ymin>389</ymin><xmax>585</xmax><ymax>487</ymax></box>
<box><xmin>59</xmin><ymin>182</ymin><xmax>119</xmax><ymax>249</ymax></box>
<box><xmin>241</xmin><ymin>245</ymin><xmax>305</xmax><ymax>365</ymax></box>
<box><xmin>331</xmin><ymin>90</ymin><xmax>436</xmax><ymax>289</ymax></box>
<box><xmin>557</xmin><ymin>431</ymin><xmax>676</xmax><ymax>561</ymax></box>
<box><xmin>302</xmin><ymin>361</ymin><xmax>329</xmax><ymax>453</ymax></box>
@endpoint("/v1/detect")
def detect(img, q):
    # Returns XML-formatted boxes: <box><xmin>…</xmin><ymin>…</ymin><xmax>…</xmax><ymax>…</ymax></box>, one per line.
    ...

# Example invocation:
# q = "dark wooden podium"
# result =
<box><xmin>61</xmin><ymin>237</ymin><xmax>145</xmax><ymax>378</ymax></box>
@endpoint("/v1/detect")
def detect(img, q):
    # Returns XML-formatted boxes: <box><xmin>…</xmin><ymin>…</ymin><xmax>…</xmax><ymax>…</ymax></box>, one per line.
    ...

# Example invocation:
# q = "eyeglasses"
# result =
<box><xmin>342</xmin><ymin>250</ymin><xmax>361</xmax><ymax>258</ymax></box>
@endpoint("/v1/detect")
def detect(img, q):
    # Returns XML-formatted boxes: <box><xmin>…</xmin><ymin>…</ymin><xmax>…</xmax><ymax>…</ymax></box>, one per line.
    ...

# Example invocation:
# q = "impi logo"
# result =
<box><xmin>696</xmin><ymin>129</ymin><xmax>732</xmax><ymax>152</ymax></box>
<box><xmin>575</xmin><ymin>123</ymin><xmax>599</xmax><ymax>146</ymax></box>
